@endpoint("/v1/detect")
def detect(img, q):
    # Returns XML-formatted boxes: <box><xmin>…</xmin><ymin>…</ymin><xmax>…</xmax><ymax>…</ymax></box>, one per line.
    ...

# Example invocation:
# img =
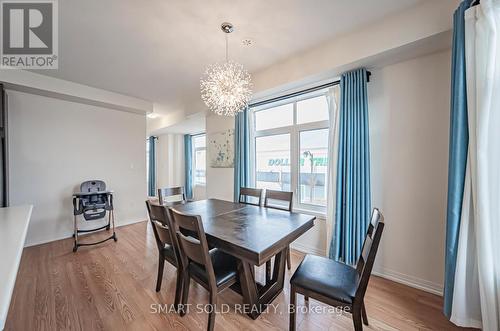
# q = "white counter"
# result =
<box><xmin>0</xmin><ymin>205</ymin><xmax>33</xmax><ymax>330</ymax></box>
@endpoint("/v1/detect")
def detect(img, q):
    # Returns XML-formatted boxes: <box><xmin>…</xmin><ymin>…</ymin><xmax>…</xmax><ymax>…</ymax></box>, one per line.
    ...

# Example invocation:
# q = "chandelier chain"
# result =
<box><xmin>225</xmin><ymin>33</ymin><xmax>228</xmax><ymax>62</ymax></box>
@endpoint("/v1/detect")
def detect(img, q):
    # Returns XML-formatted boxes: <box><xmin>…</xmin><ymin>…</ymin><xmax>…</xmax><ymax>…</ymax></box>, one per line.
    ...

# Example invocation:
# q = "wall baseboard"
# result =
<box><xmin>24</xmin><ymin>218</ymin><xmax>146</xmax><ymax>248</ymax></box>
<box><xmin>291</xmin><ymin>242</ymin><xmax>326</xmax><ymax>257</ymax></box>
<box><xmin>290</xmin><ymin>244</ymin><xmax>443</xmax><ymax>297</ymax></box>
<box><xmin>372</xmin><ymin>266</ymin><xmax>443</xmax><ymax>296</ymax></box>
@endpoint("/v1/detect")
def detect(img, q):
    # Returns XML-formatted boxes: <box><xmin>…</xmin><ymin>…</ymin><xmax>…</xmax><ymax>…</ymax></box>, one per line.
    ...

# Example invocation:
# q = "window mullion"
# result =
<box><xmin>290</xmin><ymin>101</ymin><xmax>299</xmax><ymax>209</ymax></box>
<box><xmin>249</xmin><ymin>111</ymin><xmax>256</xmax><ymax>187</ymax></box>
<box><xmin>254</xmin><ymin>125</ymin><xmax>293</xmax><ymax>137</ymax></box>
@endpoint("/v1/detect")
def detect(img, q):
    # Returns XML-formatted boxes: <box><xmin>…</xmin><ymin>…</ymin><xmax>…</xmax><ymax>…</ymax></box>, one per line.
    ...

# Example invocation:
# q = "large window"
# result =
<box><xmin>255</xmin><ymin>134</ymin><xmax>291</xmax><ymax>192</ymax></box>
<box><xmin>192</xmin><ymin>134</ymin><xmax>206</xmax><ymax>185</ymax></box>
<box><xmin>250</xmin><ymin>88</ymin><xmax>334</xmax><ymax>213</ymax></box>
<box><xmin>299</xmin><ymin>128</ymin><xmax>328</xmax><ymax>207</ymax></box>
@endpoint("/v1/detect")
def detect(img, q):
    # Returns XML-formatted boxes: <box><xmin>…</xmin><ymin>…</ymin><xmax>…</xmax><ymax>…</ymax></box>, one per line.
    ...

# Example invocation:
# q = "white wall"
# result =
<box><xmin>156</xmin><ymin>134</ymin><xmax>185</xmax><ymax>188</ymax></box>
<box><xmin>7</xmin><ymin>90</ymin><xmax>147</xmax><ymax>246</ymax></box>
<box><xmin>205</xmin><ymin>114</ymin><xmax>234</xmax><ymax>201</ymax></box>
<box><xmin>369</xmin><ymin>50</ymin><xmax>451</xmax><ymax>294</ymax></box>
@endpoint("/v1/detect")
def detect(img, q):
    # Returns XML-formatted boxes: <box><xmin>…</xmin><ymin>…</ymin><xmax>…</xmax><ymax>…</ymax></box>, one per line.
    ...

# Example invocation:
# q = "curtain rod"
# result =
<box><xmin>249</xmin><ymin>71</ymin><xmax>371</xmax><ymax>109</ymax></box>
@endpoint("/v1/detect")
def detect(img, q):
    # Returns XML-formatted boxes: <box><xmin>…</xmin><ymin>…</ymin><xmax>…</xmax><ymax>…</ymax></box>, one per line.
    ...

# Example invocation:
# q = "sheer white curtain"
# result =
<box><xmin>453</xmin><ymin>1</ymin><xmax>500</xmax><ymax>329</ymax></box>
<box><xmin>325</xmin><ymin>86</ymin><xmax>340</xmax><ymax>255</ymax></box>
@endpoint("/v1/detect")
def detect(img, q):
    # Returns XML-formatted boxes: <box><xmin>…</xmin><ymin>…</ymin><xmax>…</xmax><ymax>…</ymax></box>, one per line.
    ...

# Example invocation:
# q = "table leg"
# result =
<box><xmin>238</xmin><ymin>248</ymin><xmax>287</xmax><ymax>320</ymax></box>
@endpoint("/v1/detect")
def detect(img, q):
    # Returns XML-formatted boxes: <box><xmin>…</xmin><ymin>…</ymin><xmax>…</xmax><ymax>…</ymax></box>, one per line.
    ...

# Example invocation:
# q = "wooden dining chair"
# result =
<box><xmin>169</xmin><ymin>208</ymin><xmax>239</xmax><ymax>331</ymax></box>
<box><xmin>289</xmin><ymin>208</ymin><xmax>385</xmax><ymax>331</ymax></box>
<box><xmin>263</xmin><ymin>189</ymin><xmax>294</xmax><ymax>283</ymax></box>
<box><xmin>264</xmin><ymin>189</ymin><xmax>293</xmax><ymax>211</ymax></box>
<box><xmin>145</xmin><ymin>200</ymin><xmax>183</xmax><ymax>309</ymax></box>
<box><xmin>158</xmin><ymin>186</ymin><xmax>187</xmax><ymax>205</ymax></box>
<box><xmin>239</xmin><ymin>187</ymin><xmax>263</xmax><ymax>206</ymax></box>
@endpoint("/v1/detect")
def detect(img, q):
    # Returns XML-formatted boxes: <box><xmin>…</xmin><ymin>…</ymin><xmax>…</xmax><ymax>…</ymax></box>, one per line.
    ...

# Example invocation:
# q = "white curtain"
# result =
<box><xmin>156</xmin><ymin>134</ymin><xmax>185</xmax><ymax>188</ymax></box>
<box><xmin>325</xmin><ymin>86</ymin><xmax>340</xmax><ymax>255</ymax></box>
<box><xmin>452</xmin><ymin>1</ymin><xmax>500</xmax><ymax>329</ymax></box>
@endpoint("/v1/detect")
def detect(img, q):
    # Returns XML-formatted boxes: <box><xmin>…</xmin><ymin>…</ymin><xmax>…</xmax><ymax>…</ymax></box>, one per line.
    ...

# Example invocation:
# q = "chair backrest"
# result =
<box><xmin>168</xmin><ymin>208</ymin><xmax>217</xmax><ymax>288</ymax></box>
<box><xmin>355</xmin><ymin>208</ymin><xmax>384</xmax><ymax>300</ymax></box>
<box><xmin>79</xmin><ymin>180</ymin><xmax>108</xmax><ymax>220</ymax></box>
<box><xmin>366</xmin><ymin>208</ymin><xmax>381</xmax><ymax>239</ymax></box>
<box><xmin>145</xmin><ymin>200</ymin><xmax>175</xmax><ymax>252</ymax></box>
<box><xmin>239</xmin><ymin>187</ymin><xmax>263</xmax><ymax>206</ymax></box>
<box><xmin>264</xmin><ymin>190</ymin><xmax>293</xmax><ymax>211</ymax></box>
<box><xmin>158</xmin><ymin>186</ymin><xmax>186</xmax><ymax>205</ymax></box>
<box><xmin>80</xmin><ymin>180</ymin><xmax>106</xmax><ymax>192</ymax></box>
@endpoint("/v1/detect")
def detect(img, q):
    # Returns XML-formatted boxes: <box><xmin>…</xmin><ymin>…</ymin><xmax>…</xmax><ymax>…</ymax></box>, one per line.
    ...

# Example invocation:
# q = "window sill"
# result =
<box><xmin>292</xmin><ymin>207</ymin><xmax>326</xmax><ymax>220</ymax></box>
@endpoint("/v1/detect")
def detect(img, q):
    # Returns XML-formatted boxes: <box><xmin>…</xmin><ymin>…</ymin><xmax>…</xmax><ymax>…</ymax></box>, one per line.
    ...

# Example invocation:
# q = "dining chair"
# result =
<box><xmin>239</xmin><ymin>187</ymin><xmax>263</xmax><ymax>206</ymax></box>
<box><xmin>169</xmin><ymin>208</ymin><xmax>239</xmax><ymax>331</ymax></box>
<box><xmin>145</xmin><ymin>200</ymin><xmax>183</xmax><ymax>309</ymax></box>
<box><xmin>263</xmin><ymin>189</ymin><xmax>294</xmax><ymax>283</ymax></box>
<box><xmin>158</xmin><ymin>186</ymin><xmax>187</xmax><ymax>205</ymax></box>
<box><xmin>289</xmin><ymin>208</ymin><xmax>385</xmax><ymax>331</ymax></box>
<box><xmin>264</xmin><ymin>189</ymin><xmax>293</xmax><ymax>211</ymax></box>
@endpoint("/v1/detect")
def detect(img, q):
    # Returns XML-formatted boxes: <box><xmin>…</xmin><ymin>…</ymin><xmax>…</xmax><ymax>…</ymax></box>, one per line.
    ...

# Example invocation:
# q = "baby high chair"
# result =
<box><xmin>72</xmin><ymin>180</ymin><xmax>117</xmax><ymax>252</ymax></box>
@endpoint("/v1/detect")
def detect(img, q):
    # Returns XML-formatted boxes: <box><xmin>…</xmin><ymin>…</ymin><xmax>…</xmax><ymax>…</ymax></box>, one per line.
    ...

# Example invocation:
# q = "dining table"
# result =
<box><xmin>170</xmin><ymin>198</ymin><xmax>316</xmax><ymax>319</ymax></box>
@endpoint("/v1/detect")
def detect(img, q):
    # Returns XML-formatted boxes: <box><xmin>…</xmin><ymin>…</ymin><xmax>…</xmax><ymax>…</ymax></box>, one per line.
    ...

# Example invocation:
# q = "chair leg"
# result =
<box><xmin>266</xmin><ymin>260</ymin><xmax>272</xmax><ymax>284</ymax></box>
<box><xmin>155</xmin><ymin>255</ymin><xmax>165</xmax><ymax>292</ymax></box>
<box><xmin>174</xmin><ymin>268</ymin><xmax>183</xmax><ymax>311</ymax></box>
<box><xmin>289</xmin><ymin>285</ymin><xmax>297</xmax><ymax>331</ymax></box>
<box><xmin>361</xmin><ymin>301</ymin><xmax>369</xmax><ymax>326</ymax></box>
<box><xmin>207</xmin><ymin>290</ymin><xmax>217</xmax><ymax>331</ymax></box>
<box><xmin>352</xmin><ymin>308</ymin><xmax>363</xmax><ymax>331</ymax></box>
<box><xmin>286</xmin><ymin>246</ymin><xmax>291</xmax><ymax>270</ymax></box>
<box><xmin>73</xmin><ymin>215</ymin><xmax>78</xmax><ymax>252</ymax></box>
<box><xmin>180</xmin><ymin>273</ymin><xmax>190</xmax><ymax>317</ymax></box>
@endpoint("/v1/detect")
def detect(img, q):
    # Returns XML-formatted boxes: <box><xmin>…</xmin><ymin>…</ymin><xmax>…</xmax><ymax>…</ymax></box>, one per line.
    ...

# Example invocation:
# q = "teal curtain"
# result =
<box><xmin>234</xmin><ymin>107</ymin><xmax>250</xmax><ymax>202</ymax></box>
<box><xmin>330</xmin><ymin>68</ymin><xmax>371</xmax><ymax>265</ymax></box>
<box><xmin>147</xmin><ymin>136</ymin><xmax>156</xmax><ymax>196</ymax></box>
<box><xmin>443</xmin><ymin>0</ymin><xmax>472</xmax><ymax>319</ymax></box>
<box><xmin>184</xmin><ymin>135</ymin><xmax>193</xmax><ymax>200</ymax></box>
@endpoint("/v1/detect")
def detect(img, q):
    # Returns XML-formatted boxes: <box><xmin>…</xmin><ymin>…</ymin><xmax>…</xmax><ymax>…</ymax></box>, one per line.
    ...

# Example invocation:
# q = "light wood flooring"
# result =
<box><xmin>5</xmin><ymin>221</ymin><xmax>475</xmax><ymax>331</ymax></box>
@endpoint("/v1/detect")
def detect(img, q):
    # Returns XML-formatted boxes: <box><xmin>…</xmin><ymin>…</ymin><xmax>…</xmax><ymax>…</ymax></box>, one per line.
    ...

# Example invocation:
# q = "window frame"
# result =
<box><xmin>192</xmin><ymin>133</ymin><xmax>206</xmax><ymax>186</ymax></box>
<box><xmin>249</xmin><ymin>89</ymin><xmax>331</xmax><ymax>215</ymax></box>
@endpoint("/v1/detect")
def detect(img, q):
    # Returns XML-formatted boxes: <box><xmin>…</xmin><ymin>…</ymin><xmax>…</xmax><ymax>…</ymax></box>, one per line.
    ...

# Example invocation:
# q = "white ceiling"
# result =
<box><xmin>154</xmin><ymin>113</ymin><xmax>206</xmax><ymax>135</ymax></box>
<box><xmin>38</xmin><ymin>0</ymin><xmax>425</xmax><ymax>114</ymax></box>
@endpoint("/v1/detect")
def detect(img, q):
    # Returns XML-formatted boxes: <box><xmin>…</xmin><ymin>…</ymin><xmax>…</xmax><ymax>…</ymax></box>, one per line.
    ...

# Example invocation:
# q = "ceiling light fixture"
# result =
<box><xmin>200</xmin><ymin>22</ymin><xmax>252</xmax><ymax>117</ymax></box>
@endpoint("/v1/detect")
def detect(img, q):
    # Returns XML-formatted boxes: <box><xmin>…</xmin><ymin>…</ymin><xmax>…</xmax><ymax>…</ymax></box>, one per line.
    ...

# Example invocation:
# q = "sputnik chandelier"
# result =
<box><xmin>200</xmin><ymin>22</ymin><xmax>252</xmax><ymax>116</ymax></box>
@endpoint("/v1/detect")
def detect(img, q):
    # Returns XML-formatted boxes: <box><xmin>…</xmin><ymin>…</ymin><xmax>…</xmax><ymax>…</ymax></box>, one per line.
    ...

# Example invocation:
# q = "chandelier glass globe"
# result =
<box><xmin>200</xmin><ymin>60</ymin><xmax>252</xmax><ymax>116</ymax></box>
<box><xmin>200</xmin><ymin>23</ymin><xmax>252</xmax><ymax>116</ymax></box>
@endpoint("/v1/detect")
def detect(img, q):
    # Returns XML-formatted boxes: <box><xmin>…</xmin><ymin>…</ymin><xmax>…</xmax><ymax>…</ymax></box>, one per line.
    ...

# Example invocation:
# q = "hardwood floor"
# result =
<box><xmin>6</xmin><ymin>221</ymin><xmax>473</xmax><ymax>331</ymax></box>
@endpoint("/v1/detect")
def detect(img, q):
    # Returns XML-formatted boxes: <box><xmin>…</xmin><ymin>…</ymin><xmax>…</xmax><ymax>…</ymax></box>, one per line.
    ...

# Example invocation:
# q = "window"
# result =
<box><xmin>297</xmin><ymin>95</ymin><xmax>329</xmax><ymax>124</ymax></box>
<box><xmin>250</xmin><ymin>87</ymin><xmax>335</xmax><ymax>214</ymax></box>
<box><xmin>299</xmin><ymin>129</ymin><xmax>328</xmax><ymax>206</ymax></box>
<box><xmin>192</xmin><ymin>134</ymin><xmax>206</xmax><ymax>185</ymax></box>
<box><xmin>255</xmin><ymin>103</ymin><xmax>293</xmax><ymax>131</ymax></box>
<box><xmin>255</xmin><ymin>134</ymin><xmax>291</xmax><ymax>192</ymax></box>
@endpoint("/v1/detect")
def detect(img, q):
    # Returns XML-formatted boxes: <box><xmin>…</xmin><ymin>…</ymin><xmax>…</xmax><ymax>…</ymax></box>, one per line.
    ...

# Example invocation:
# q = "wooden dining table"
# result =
<box><xmin>170</xmin><ymin>198</ymin><xmax>315</xmax><ymax>319</ymax></box>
